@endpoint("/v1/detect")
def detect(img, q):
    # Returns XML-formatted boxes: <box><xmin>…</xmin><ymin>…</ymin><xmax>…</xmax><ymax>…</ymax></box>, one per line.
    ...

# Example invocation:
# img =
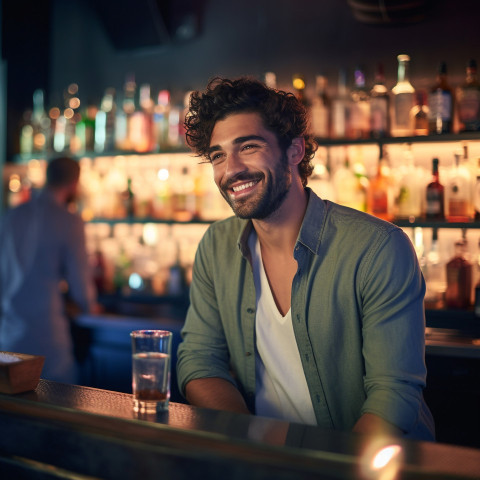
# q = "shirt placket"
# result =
<box><xmin>292</xmin><ymin>243</ymin><xmax>334</xmax><ymax>429</ymax></box>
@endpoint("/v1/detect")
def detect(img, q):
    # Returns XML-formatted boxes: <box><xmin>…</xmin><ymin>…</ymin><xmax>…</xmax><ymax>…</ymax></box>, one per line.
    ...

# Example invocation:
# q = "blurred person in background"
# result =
<box><xmin>0</xmin><ymin>156</ymin><xmax>96</xmax><ymax>383</ymax></box>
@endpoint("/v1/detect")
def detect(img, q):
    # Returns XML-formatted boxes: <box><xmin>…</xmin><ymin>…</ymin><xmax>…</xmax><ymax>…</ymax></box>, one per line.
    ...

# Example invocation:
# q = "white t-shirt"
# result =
<box><xmin>249</xmin><ymin>231</ymin><xmax>317</xmax><ymax>425</ymax></box>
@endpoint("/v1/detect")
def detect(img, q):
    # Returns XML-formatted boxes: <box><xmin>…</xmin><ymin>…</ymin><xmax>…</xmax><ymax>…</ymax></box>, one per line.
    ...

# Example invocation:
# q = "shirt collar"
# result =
<box><xmin>236</xmin><ymin>187</ymin><xmax>327</xmax><ymax>259</ymax></box>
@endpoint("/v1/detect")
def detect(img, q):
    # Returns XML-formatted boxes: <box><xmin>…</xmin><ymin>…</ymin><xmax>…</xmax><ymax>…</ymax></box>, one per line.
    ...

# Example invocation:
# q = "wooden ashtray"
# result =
<box><xmin>0</xmin><ymin>351</ymin><xmax>45</xmax><ymax>394</ymax></box>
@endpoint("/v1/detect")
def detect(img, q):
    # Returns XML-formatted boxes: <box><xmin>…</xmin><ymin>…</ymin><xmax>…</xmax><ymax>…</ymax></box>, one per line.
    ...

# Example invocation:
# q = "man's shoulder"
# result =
<box><xmin>325</xmin><ymin>201</ymin><xmax>399</xmax><ymax>235</ymax></box>
<box><xmin>204</xmin><ymin>216</ymin><xmax>247</xmax><ymax>238</ymax></box>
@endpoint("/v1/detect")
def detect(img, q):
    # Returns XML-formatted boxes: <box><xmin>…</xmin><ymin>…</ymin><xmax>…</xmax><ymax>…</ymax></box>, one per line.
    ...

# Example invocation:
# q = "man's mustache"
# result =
<box><xmin>220</xmin><ymin>172</ymin><xmax>264</xmax><ymax>190</ymax></box>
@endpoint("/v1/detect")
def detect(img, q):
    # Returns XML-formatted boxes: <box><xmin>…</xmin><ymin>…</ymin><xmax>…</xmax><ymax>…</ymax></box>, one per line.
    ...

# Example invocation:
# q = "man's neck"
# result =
<box><xmin>46</xmin><ymin>186</ymin><xmax>68</xmax><ymax>206</ymax></box>
<box><xmin>252</xmin><ymin>187</ymin><xmax>308</xmax><ymax>255</ymax></box>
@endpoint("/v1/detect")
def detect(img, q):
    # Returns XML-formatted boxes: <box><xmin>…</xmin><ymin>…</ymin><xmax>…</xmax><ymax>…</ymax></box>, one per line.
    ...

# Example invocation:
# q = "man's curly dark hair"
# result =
<box><xmin>184</xmin><ymin>76</ymin><xmax>317</xmax><ymax>187</ymax></box>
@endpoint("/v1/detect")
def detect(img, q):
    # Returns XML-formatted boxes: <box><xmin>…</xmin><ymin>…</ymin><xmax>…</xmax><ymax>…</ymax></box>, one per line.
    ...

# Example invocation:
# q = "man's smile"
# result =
<box><xmin>231</xmin><ymin>180</ymin><xmax>259</xmax><ymax>194</ymax></box>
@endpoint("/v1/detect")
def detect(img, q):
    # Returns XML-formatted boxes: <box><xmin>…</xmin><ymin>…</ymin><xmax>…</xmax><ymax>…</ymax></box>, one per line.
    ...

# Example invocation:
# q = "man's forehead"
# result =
<box><xmin>209</xmin><ymin>112</ymin><xmax>271</xmax><ymax>146</ymax></box>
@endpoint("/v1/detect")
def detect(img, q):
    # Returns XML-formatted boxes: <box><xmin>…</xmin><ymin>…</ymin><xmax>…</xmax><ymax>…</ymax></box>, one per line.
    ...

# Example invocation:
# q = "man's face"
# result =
<box><xmin>208</xmin><ymin>112</ymin><xmax>292</xmax><ymax>220</ymax></box>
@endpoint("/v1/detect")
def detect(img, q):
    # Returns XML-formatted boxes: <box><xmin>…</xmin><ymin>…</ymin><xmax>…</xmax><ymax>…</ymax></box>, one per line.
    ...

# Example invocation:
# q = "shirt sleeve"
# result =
<box><xmin>176</xmin><ymin>228</ymin><xmax>237</xmax><ymax>396</ymax></box>
<box><xmin>62</xmin><ymin>215</ymin><xmax>96</xmax><ymax>314</ymax></box>
<box><xmin>359</xmin><ymin>227</ymin><xmax>428</xmax><ymax>434</ymax></box>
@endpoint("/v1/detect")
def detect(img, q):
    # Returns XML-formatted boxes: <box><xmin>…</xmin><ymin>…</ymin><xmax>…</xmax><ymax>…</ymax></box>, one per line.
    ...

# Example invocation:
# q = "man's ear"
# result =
<box><xmin>287</xmin><ymin>137</ymin><xmax>305</xmax><ymax>166</ymax></box>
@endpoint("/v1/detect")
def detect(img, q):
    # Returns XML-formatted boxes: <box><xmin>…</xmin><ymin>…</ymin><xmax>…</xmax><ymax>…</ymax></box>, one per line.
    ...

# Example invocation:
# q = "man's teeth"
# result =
<box><xmin>232</xmin><ymin>181</ymin><xmax>256</xmax><ymax>192</ymax></box>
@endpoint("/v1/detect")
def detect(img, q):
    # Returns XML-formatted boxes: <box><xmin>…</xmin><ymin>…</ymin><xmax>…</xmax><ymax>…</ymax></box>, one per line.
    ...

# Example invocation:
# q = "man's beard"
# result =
<box><xmin>219</xmin><ymin>154</ymin><xmax>292</xmax><ymax>220</ymax></box>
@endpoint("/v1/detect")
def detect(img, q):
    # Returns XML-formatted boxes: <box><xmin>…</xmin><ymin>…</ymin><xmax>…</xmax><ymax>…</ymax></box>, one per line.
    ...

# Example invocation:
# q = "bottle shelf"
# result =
<box><xmin>10</xmin><ymin>146</ymin><xmax>191</xmax><ymax>164</ymax></box>
<box><xmin>317</xmin><ymin>132</ymin><xmax>480</xmax><ymax>147</ymax></box>
<box><xmin>9</xmin><ymin>132</ymin><xmax>480</xmax><ymax>164</ymax></box>
<box><xmin>88</xmin><ymin>217</ymin><xmax>214</xmax><ymax>225</ymax></box>
<box><xmin>86</xmin><ymin>217</ymin><xmax>480</xmax><ymax>229</ymax></box>
<box><xmin>393</xmin><ymin>220</ymin><xmax>480</xmax><ymax>229</ymax></box>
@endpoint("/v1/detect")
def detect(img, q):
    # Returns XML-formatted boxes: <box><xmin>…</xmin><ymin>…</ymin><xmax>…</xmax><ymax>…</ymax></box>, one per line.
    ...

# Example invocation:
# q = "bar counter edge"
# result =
<box><xmin>0</xmin><ymin>380</ymin><xmax>479</xmax><ymax>480</ymax></box>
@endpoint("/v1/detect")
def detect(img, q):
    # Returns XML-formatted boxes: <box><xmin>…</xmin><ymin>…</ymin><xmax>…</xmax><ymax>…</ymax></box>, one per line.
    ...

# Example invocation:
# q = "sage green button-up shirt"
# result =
<box><xmin>177</xmin><ymin>189</ymin><xmax>435</xmax><ymax>440</ymax></box>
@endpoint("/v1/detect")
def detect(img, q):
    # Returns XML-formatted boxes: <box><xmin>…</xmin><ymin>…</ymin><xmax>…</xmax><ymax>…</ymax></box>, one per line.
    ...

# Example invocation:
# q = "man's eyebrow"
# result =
<box><xmin>207</xmin><ymin>135</ymin><xmax>267</xmax><ymax>155</ymax></box>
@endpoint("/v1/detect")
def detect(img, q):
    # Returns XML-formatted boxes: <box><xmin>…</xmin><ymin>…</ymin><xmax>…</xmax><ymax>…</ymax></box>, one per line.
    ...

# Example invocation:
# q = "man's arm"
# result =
<box><xmin>353</xmin><ymin>413</ymin><xmax>403</xmax><ymax>436</ymax></box>
<box><xmin>358</xmin><ymin>226</ymin><xmax>433</xmax><ymax>438</ymax></box>
<box><xmin>185</xmin><ymin>378</ymin><xmax>251</xmax><ymax>414</ymax></box>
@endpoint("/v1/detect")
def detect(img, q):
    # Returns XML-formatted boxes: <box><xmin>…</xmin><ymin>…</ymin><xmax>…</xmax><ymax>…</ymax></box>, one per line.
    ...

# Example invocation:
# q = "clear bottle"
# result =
<box><xmin>370</xmin><ymin>63</ymin><xmax>390</xmax><ymax>138</ymax></box>
<box><xmin>457</xmin><ymin>59</ymin><xmax>480</xmax><ymax>132</ymax></box>
<box><xmin>310</xmin><ymin>75</ymin><xmax>331</xmax><ymax>139</ymax></box>
<box><xmin>348</xmin><ymin>66</ymin><xmax>370</xmax><ymax>139</ymax></box>
<box><xmin>19</xmin><ymin>109</ymin><xmax>34</xmax><ymax>155</ymax></box>
<box><xmin>445</xmin><ymin>152</ymin><xmax>472</xmax><ymax>222</ymax></box>
<box><xmin>333</xmin><ymin>148</ymin><xmax>367</xmax><ymax>211</ymax></box>
<box><xmin>95</xmin><ymin>87</ymin><xmax>116</xmax><ymax>153</ymax></box>
<box><xmin>425</xmin><ymin>158</ymin><xmax>445</xmax><ymax>220</ymax></box>
<box><xmin>116</xmin><ymin>73</ymin><xmax>136</xmax><ymax>151</ymax></box>
<box><xmin>31</xmin><ymin>89</ymin><xmax>51</xmax><ymax>154</ymax></box>
<box><xmin>445</xmin><ymin>237</ymin><xmax>472</xmax><ymax>309</ymax></box>
<box><xmin>331</xmin><ymin>69</ymin><xmax>350</xmax><ymax>139</ymax></box>
<box><xmin>396</xmin><ymin>146</ymin><xmax>421</xmax><ymax>220</ymax></box>
<box><xmin>410</xmin><ymin>90</ymin><xmax>430</xmax><ymax>136</ymax></box>
<box><xmin>473</xmin><ymin>158</ymin><xmax>480</xmax><ymax>220</ymax></box>
<box><xmin>366</xmin><ymin>146</ymin><xmax>394</xmax><ymax>221</ymax></box>
<box><xmin>153</xmin><ymin>89</ymin><xmax>171</xmax><ymax>151</ymax></box>
<box><xmin>428</xmin><ymin>61</ymin><xmax>454</xmax><ymax>135</ymax></box>
<box><xmin>264</xmin><ymin>72</ymin><xmax>277</xmax><ymax>89</ymax></box>
<box><xmin>391</xmin><ymin>54</ymin><xmax>415</xmax><ymax>137</ymax></box>
<box><xmin>474</xmin><ymin>238</ymin><xmax>480</xmax><ymax>317</ymax></box>
<box><xmin>423</xmin><ymin>228</ymin><xmax>446</xmax><ymax>310</ymax></box>
<box><xmin>308</xmin><ymin>160</ymin><xmax>336</xmax><ymax>202</ymax></box>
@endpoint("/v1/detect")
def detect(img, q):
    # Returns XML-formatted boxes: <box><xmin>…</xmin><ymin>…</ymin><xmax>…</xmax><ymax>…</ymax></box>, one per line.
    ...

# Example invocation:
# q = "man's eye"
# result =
<box><xmin>209</xmin><ymin>152</ymin><xmax>224</xmax><ymax>163</ymax></box>
<box><xmin>242</xmin><ymin>144</ymin><xmax>259</xmax><ymax>152</ymax></box>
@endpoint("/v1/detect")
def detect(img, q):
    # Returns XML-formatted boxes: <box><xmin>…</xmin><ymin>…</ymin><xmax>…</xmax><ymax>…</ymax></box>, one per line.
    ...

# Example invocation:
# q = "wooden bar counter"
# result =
<box><xmin>1</xmin><ymin>380</ymin><xmax>479</xmax><ymax>479</ymax></box>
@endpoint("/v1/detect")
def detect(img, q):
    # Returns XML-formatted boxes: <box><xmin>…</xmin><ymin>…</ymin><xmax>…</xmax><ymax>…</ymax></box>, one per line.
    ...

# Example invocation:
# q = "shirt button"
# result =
<box><xmin>247</xmin><ymin>307</ymin><xmax>255</xmax><ymax>314</ymax></box>
<box><xmin>245</xmin><ymin>351</ymin><xmax>252</xmax><ymax>357</ymax></box>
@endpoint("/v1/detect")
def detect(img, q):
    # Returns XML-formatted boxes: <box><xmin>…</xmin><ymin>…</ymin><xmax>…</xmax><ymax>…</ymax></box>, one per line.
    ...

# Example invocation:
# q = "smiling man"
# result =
<box><xmin>176</xmin><ymin>77</ymin><xmax>435</xmax><ymax>440</ymax></box>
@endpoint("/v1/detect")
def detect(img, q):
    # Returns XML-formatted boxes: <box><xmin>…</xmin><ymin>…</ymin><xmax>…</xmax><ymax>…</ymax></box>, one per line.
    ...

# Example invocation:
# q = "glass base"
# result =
<box><xmin>133</xmin><ymin>398</ymin><xmax>169</xmax><ymax>414</ymax></box>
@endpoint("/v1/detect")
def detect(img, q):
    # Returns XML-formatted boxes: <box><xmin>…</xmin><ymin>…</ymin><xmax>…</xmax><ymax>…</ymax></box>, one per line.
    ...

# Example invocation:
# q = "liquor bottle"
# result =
<box><xmin>75</xmin><ymin>103</ymin><xmax>97</xmax><ymax>153</ymax></box>
<box><xmin>153</xmin><ymin>89</ymin><xmax>171</xmax><ymax>150</ymax></box>
<box><xmin>116</xmin><ymin>74</ymin><xmax>136</xmax><ymax>151</ymax></box>
<box><xmin>292</xmin><ymin>73</ymin><xmax>310</xmax><ymax>108</ymax></box>
<box><xmin>121</xmin><ymin>177</ymin><xmax>135</xmax><ymax>218</ymax></box>
<box><xmin>410</xmin><ymin>90</ymin><xmax>430</xmax><ymax>136</ymax></box>
<box><xmin>348</xmin><ymin>66</ymin><xmax>370</xmax><ymax>139</ymax></box>
<box><xmin>171</xmin><ymin>166</ymin><xmax>196</xmax><ymax>222</ymax></box>
<box><xmin>310</xmin><ymin>75</ymin><xmax>331</xmax><ymax>139</ymax></box>
<box><xmin>445</xmin><ymin>237</ymin><xmax>472</xmax><ymax>309</ymax></box>
<box><xmin>396</xmin><ymin>146</ymin><xmax>421</xmax><ymax>220</ymax></box>
<box><xmin>423</xmin><ymin>228</ymin><xmax>446</xmax><ymax>310</ymax></box>
<box><xmin>445</xmin><ymin>152</ymin><xmax>472</xmax><ymax>222</ymax></box>
<box><xmin>62</xmin><ymin>83</ymin><xmax>81</xmax><ymax>153</ymax></box>
<box><xmin>130</xmin><ymin>83</ymin><xmax>154</xmax><ymax>152</ymax></box>
<box><xmin>308</xmin><ymin>160</ymin><xmax>336</xmax><ymax>202</ymax></box>
<box><xmin>167</xmin><ymin>241</ymin><xmax>187</xmax><ymax>297</ymax></box>
<box><xmin>457</xmin><ymin>59</ymin><xmax>480</xmax><ymax>132</ymax></box>
<box><xmin>474</xmin><ymin>239</ymin><xmax>480</xmax><ymax>317</ymax></box>
<box><xmin>95</xmin><ymin>88</ymin><xmax>116</xmax><ymax>153</ymax></box>
<box><xmin>428</xmin><ymin>61</ymin><xmax>454</xmax><ymax>134</ymax></box>
<box><xmin>331</xmin><ymin>69</ymin><xmax>350</xmax><ymax>139</ymax></box>
<box><xmin>473</xmin><ymin>158</ymin><xmax>480</xmax><ymax>220</ymax></box>
<box><xmin>370</xmin><ymin>63</ymin><xmax>390</xmax><ymax>138</ymax></box>
<box><xmin>31</xmin><ymin>89</ymin><xmax>51</xmax><ymax>153</ymax></box>
<box><xmin>264</xmin><ymin>72</ymin><xmax>277</xmax><ymax>89</ymax></box>
<box><xmin>425</xmin><ymin>158</ymin><xmax>445</xmax><ymax>220</ymax></box>
<box><xmin>391</xmin><ymin>54</ymin><xmax>415</xmax><ymax>137</ymax></box>
<box><xmin>19</xmin><ymin>110</ymin><xmax>34</xmax><ymax>155</ymax></box>
<box><xmin>332</xmin><ymin>148</ymin><xmax>367</xmax><ymax>211</ymax></box>
<box><xmin>366</xmin><ymin>146</ymin><xmax>393</xmax><ymax>221</ymax></box>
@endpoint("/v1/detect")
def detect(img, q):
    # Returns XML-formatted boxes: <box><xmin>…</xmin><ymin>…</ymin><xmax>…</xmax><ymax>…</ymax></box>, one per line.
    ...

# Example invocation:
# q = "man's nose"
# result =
<box><xmin>224</xmin><ymin>151</ymin><xmax>245</xmax><ymax>178</ymax></box>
